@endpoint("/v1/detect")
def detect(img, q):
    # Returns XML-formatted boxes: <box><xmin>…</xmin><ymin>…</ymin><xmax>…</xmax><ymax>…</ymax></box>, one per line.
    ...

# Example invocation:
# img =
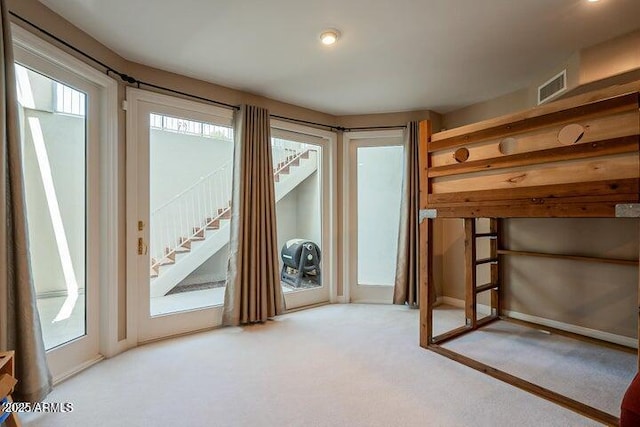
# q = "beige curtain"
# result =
<box><xmin>393</xmin><ymin>121</ymin><xmax>420</xmax><ymax>307</ymax></box>
<box><xmin>0</xmin><ymin>0</ymin><xmax>53</xmax><ymax>402</ymax></box>
<box><xmin>223</xmin><ymin>105</ymin><xmax>283</xmax><ymax>326</ymax></box>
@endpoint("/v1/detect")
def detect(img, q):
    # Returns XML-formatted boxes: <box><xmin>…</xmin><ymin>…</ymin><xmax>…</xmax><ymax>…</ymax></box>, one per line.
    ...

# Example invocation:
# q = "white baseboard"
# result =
<box><xmin>437</xmin><ymin>296</ymin><xmax>637</xmax><ymax>349</ymax></box>
<box><xmin>53</xmin><ymin>355</ymin><xmax>104</xmax><ymax>385</ymax></box>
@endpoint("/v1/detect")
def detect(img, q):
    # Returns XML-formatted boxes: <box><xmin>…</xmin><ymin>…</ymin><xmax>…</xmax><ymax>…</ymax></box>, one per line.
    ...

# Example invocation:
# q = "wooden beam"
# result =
<box><xmin>430</xmin><ymin>91</ymin><xmax>639</xmax><ymax>150</ymax></box>
<box><xmin>431</xmin><ymin>110</ymin><xmax>640</xmax><ymax>168</ymax></box>
<box><xmin>429</xmin><ymin>193</ymin><xmax>637</xmax><ymax>209</ymax></box>
<box><xmin>494</xmin><ymin>219</ymin><xmax>503</xmax><ymax>317</ymax></box>
<box><xmin>475</xmin><ymin>282</ymin><xmax>498</xmax><ymax>294</ymax></box>
<box><xmin>464</xmin><ymin>219</ymin><xmax>477</xmax><ymax>328</ymax></box>
<box><xmin>427</xmin><ymin>344</ymin><xmax>620</xmax><ymax>426</ymax></box>
<box><xmin>428</xmin><ymin>136</ymin><xmax>639</xmax><ymax>178</ymax></box>
<box><xmin>432</xmin><ymin>325</ymin><xmax>473</xmax><ymax>345</ymax></box>
<box><xmin>431</xmin><ymin>201</ymin><xmax>621</xmax><ymax>218</ymax></box>
<box><xmin>497</xmin><ymin>249</ymin><xmax>638</xmax><ymax>266</ymax></box>
<box><xmin>476</xmin><ymin>314</ymin><xmax>500</xmax><ymax>328</ymax></box>
<box><xmin>490</xmin><ymin>220</ymin><xmax>500</xmax><ymax>315</ymax></box>
<box><xmin>427</xmin><ymin>178</ymin><xmax>638</xmax><ymax>205</ymax></box>
<box><xmin>418</xmin><ymin>120</ymin><xmax>433</xmax><ymax>348</ymax></box>
<box><xmin>431</xmin><ymin>154</ymin><xmax>639</xmax><ymax>194</ymax></box>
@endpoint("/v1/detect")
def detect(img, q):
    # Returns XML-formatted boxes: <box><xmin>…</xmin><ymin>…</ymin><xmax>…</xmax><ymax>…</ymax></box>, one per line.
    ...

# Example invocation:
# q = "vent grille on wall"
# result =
<box><xmin>538</xmin><ymin>70</ymin><xmax>567</xmax><ymax>105</ymax></box>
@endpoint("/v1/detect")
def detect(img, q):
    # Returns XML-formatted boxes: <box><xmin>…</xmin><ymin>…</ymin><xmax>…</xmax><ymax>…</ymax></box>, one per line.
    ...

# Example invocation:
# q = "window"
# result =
<box><xmin>149</xmin><ymin>113</ymin><xmax>233</xmax><ymax>140</ymax></box>
<box><xmin>13</xmin><ymin>22</ymin><xmax>119</xmax><ymax>378</ymax></box>
<box><xmin>54</xmin><ymin>81</ymin><xmax>86</xmax><ymax>116</ymax></box>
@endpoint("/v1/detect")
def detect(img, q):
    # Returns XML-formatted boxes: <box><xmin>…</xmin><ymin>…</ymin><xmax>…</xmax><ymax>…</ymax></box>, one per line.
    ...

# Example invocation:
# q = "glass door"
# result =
<box><xmin>14</xmin><ymin>54</ymin><xmax>100</xmax><ymax>378</ymax></box>
<box><xmin>271</xmin><ymin>126</ymin><xmax>334</xmax><ymax>309</ymax></box>
<box><xmin>347</xmin><ymin>132</ymin><xmax>404</xmax><ymax>303</ymax></box>
<box><xmin>127</xmin><ymin>89</ymin><xmax>234</xmax><ymax>342</ymax></box>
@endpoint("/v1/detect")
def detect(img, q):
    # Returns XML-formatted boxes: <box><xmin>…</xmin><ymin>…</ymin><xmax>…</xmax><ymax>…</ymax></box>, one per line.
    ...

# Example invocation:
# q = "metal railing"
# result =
<box><xmin>150</xmin><ymin>138</ymin><xmax>314</xmax><ymax>271</ymax></box>
<box><xmin>150</xmin><ymin>161</ymin><xmax>232</xmax><ymax>268</ymax></box>
<box><xmin>272</xmin><ymin>138</ymin><xmax>314</xmax><ymax>175</ymax></box>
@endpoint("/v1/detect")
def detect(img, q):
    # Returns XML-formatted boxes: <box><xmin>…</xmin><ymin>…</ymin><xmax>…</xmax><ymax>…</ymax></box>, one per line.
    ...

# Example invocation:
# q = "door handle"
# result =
<box><xmin>138</xmin><ymin>237</ymin><xmax>147</xmax><ymax>255</ymax></box>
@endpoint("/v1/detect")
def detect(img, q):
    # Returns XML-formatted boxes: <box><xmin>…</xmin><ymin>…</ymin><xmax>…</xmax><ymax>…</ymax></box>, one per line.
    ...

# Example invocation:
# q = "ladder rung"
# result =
<box><xmin>474</xmin><ymin>233</ymin><xmax>497</xmax><ymax>238</ymax></box>
<box><xmin>475</xmin><ymin>282</ymin><xmax>499</xmax><ymax>294</ymax></box>
<box><xmin>475</xmin><ymin>257</ymin><xmax>498</xmax><ymax>265</ymax></box>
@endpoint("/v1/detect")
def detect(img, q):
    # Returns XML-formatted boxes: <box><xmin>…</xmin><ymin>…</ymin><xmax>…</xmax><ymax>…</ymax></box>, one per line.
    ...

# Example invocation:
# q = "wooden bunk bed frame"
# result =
<box><xmin>418</xmin><ymin>81</ymin><xmax>640</xmax><ymax>426</ymax></box>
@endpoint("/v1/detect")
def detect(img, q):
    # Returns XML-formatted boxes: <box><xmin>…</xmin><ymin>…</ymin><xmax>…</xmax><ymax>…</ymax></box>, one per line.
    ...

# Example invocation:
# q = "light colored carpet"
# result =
<box><xmin>23</xmin><ymin>304</ymin><xmax>633</xmax><ymax>427</ymax></box>
<box><xmin>443</xmin><ymin>317</ymin><xmax>636</xmax><ymax>416</ymax></box>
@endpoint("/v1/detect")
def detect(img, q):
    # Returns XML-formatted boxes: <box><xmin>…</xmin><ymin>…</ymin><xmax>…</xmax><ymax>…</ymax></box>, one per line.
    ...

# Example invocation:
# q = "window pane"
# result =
<box><xmin>16</xmin><ymin>64</ymin><xmax>87</xmax><ymax>350</ymax></box>
<box><xmin>357</xmin><ymin>145</ymin><xmax>403</xmax><ymax>285</ymax></box>
<box><xmin>148</xmin><ymin>112</ymin><xmax>234</xmax><ymax>315</ymax></box>
<box><xmin>272</xmin><ymin>137</ymin><xmax>322</xmax><ymax>292</ymax></box>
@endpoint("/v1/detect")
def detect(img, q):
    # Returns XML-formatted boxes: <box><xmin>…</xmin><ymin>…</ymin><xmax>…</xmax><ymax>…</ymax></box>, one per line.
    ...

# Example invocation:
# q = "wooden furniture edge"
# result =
<box><xmin>432</xmin><ymin>81</ymin><xmax>640</xmax><ymax>143</ymax></box>
<box><xmin>428</xmin><ymin>136</ymin><xmax>639</xmax><ymax>178</ymax></box>
<box><xmin>417</xmin><ymin>84</ymin><xmax>640</xmax><ymax>424</ymax></box>
<box><xmin>426</xmin><ymin>343</ymin><xmax>620</xmax><ymax>426</ymax></box>
<box><xmin>418</xmin><ymin>119</ymin><xmax>432</xmax><ymax>348</ymax></box>
<box><xmin>0</xmin><ymin>351</ymin><xmax>20</xmax><ymax>427</ymax></box>
<box><xmin>497</xmin><ymin>249</ymin><xmax>638</xmax><ymax>266</ymax></box>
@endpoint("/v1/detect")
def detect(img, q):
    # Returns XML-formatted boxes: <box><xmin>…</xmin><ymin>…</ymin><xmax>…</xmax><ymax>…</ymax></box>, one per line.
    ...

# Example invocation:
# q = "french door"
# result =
<box><xmin>271</xmin><ymin>121</ymin><xmax>337</xmax><ymax>310</ymax></box>
<box><xmin>126</xmin><ymin>89</ymin><xmax>233</xmax><ymax>342</ymax></box>
<box><xmin>13</xmin><ymin>27</ymin><xmax>118</xmax><ymax>380</ymax></box>
<box><xmin>345</xmin><ymin>131</ymin><xmax>405</xmax><ymax>303</ymax></box>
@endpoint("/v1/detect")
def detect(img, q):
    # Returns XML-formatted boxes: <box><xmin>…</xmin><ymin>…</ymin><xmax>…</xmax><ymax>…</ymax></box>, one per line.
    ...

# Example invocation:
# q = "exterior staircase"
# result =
<box><xmin>150</xmin><ymin>141</ymin><xmax>318</xmax><ymax>297</ymax></box>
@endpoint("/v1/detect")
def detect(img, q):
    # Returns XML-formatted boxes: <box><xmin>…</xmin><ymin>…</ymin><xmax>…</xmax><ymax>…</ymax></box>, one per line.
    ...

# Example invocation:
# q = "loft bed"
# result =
<box><xmin>417</xmin><ymin>81</ymin><xmax>640</xmax><ymax>426</ymax></box>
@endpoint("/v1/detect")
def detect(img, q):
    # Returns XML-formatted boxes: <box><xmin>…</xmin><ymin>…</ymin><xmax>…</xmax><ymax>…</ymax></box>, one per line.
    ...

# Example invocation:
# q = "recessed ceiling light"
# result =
<box><xmin>587</xmin><ymin>0</ymin><xmax>599</xmax><ymax>2</ymax></box>
<box><xmin>320</xmin><ymin>29</ymin><xmax>340</xmax><ymax>46</ymax></box>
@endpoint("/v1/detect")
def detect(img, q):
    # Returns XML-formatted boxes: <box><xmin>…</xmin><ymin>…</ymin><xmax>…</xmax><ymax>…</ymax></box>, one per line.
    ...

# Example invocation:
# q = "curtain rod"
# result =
<box><xmin>9</xmin><ymin>11</ymin><xmax>408</xmax><ymax>133</ymax></box>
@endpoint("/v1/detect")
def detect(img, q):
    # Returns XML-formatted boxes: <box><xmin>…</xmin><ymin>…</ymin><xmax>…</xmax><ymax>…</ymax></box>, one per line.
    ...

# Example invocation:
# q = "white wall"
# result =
<box><xmin>356</xmin><ymin>146</ymin><xmax>404</xmax><ymax>286</ymax></box>
<box><xmin>21</xmin><ymin>69</ymin><xmax>86</xmax><ymax>295</ymax></box>
<box><xmin>177</xmin><ymin>243</ymin><xmax>230</xmax><ymax>286</ymax></box>
<box><xmin>150</xmin><ymin>129</ymin><xmax>233</xmax><ymax>210</ymax></box>
<box><xmin>276</xmin><ymin>188</ymin><xmax>299</xmax><ymax>250</ymax></box>
<box><xmin>294</xmin><ymin>170</ymin><xmax>321</xmax><ymax>245</ymax></box>
<box><xmin>179</xmin><ymin>161</ymin><xmax>322</xmax><ymax>287</ymax></box>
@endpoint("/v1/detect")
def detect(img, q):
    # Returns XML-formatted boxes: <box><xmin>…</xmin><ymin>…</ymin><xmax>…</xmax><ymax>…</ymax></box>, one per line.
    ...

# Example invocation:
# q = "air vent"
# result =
<box><xmin>538</xmin><ymin>70</ymin><xmax>567</xmax><ymax>105</ymax></box>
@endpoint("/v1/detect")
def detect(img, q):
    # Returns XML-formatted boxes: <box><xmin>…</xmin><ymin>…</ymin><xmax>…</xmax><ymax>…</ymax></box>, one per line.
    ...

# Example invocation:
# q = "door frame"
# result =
<box><xmin>125</xmin><ymin>88</ymin><xmax>234</xmax><ymax>344</ymax></box>
<box><xmin>12</xmin><ymin>25</ymin><xmax>119</xmax><ymax>381</ymax></box>
<box><xmin>342</xmin><ymin>129</ymin><xmax>405</xmax><ymax>304</ymax></box>
<box><xmin>270</xmin><ymin>119</ymin><xmax>339</xmax><ymax>308</ymax></box>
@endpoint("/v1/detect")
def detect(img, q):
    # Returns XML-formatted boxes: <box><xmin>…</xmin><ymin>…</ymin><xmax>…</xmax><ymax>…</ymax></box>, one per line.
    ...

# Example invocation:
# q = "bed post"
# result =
<box><xmin>491</xmin><ymin>218</ymin><xmax>502</xmax><ymax>317</ymax></box>
<box><xmin>414</xmin><ymin>85</ymin><xmax>640</xmax><ymax>425</ymax></box>
<box><xmin>464</xmin><ymin>219</ymin><xmax>477</xmax><ymax>328</ymax></box>
<box><xmin>418</xmin><ymin>120</ymin><xmax>433</xmax><ymax>348</ymax></box>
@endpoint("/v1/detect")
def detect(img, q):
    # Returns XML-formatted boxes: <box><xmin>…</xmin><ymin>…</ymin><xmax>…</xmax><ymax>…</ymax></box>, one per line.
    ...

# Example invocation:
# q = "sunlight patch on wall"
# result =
<box><xmin>15</xmin><ymin>64</ymin><xmax>35</xmax><ymax>109</ymax></box>
<box><xmin>28</xmin><ymin>116</ymin><xmax>79</xmax><ymax>322</ymax></box>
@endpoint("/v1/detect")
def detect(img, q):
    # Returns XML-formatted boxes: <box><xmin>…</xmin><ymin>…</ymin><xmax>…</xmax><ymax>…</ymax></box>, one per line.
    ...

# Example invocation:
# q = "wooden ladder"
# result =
<box><xmin>464</xmin><ymin>218</ymin><xmax>501</xmax><ymax>329</ymax></box>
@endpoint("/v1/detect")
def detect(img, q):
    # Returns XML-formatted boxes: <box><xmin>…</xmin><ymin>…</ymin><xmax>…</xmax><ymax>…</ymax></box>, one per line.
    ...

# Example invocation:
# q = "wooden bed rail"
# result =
<box><xmin>420</xmin><ymin>85</ymin><xmax>640</xmax><ymax>218</ymax></box>
<box><xmin>417</xmin><ymin>82</ymin><xmax>640</xmax><ymax>426</ymax></box>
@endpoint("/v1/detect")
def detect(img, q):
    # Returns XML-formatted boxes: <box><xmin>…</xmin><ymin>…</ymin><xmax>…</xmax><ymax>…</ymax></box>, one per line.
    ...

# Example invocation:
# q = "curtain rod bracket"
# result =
<box><xmin>118</xmin><ymin>73</ymin><xmax>138</xmax><ymax>84</ymax></box>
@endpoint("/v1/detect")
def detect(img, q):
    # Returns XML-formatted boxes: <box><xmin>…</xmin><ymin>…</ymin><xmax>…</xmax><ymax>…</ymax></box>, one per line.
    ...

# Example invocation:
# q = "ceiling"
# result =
<box><xmin>39</xmin><ymin>0</ymin><xmax>640</xmax><ymax>115</ymax></box>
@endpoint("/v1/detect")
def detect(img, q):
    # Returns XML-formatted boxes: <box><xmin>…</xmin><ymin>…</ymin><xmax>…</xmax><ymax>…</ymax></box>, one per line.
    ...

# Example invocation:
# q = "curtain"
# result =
<box><xmin>0</xmin><ymin>0</ymin><xmax>53</xmax><ymax>402</ymax></box>
<box><xmin>223</xmin><ymin>105</ymin><xmax>283</xmax><ymax>326</ymax></box>
<box><xmin>393</xmin><ymin>121</ymin><xmax>420</xmax><ymax>307</ymax></box>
